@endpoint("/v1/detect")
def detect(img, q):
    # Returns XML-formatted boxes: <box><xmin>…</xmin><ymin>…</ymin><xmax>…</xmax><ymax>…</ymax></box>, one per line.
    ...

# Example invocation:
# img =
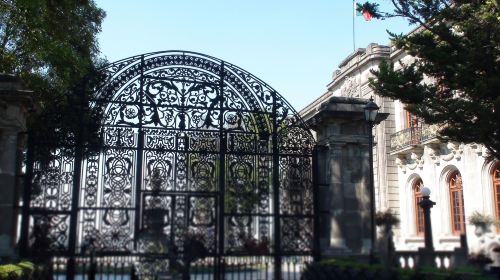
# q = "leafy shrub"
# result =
<box><xmin>0</xmin><ymin>261</ymin><xmax>34</xmax><ymax>280</ymax></box>
<box><xmin>375</xmin><ymin>210</ymin><xmax>400</xmax><ymax>227</ymax></box>
<box><xmin>468</xmin><ymin>212</ymin><xmax>499</xmax><ymax>227</ymax></box>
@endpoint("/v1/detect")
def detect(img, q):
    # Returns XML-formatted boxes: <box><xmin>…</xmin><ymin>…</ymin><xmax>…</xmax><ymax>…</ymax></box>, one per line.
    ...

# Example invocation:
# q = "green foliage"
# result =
<box><xmin>368</xmin><ymin>0</ymin><xmax>500</xmax><ymax>160</ymax></box>
<box><xmin>301</xmin><ymin>259</ymin><xmax>493</xmax><ymax>280</ymax></box>
<box><xmin>0</xmin><ymin>0</ymin><xmax>106</xmax><ymax>162</ymax></box>
<box><xmin>0</xmin><ymin>261</ymin><xmax>34</xmax><ymax>280</ymax></box>
<box><xmin>225</xmin><ymin>182</ymin><xmax>260</xmax><ymax>214</ymax></box>
<box><xmin>376</xmin><ymin>209</ymin><xmax>400</xmax><ymax>227</ymax></box>
<box><xmin>468</xmin><ymin>253</ymin><xmax>494</xmax><ymax>267</ymax></box>
<box><xmin>468</xmin><ymin>211</ymin><xmax>499</xmax><ymax>226</ymax></box>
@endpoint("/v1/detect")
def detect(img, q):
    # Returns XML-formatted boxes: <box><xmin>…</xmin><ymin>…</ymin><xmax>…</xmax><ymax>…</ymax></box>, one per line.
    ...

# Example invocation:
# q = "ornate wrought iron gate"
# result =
<box><xmin>19</xmin><ymin>51</ymin><xmax>317</xmax><ymax>280</ymax></box>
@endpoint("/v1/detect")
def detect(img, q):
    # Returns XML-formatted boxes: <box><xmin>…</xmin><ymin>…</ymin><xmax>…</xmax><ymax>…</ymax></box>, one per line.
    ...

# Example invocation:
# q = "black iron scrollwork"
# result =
<box><xmin>23</xmin><ymin>51</ymin><xmax>316</xmax><ymax>279</ymax></box>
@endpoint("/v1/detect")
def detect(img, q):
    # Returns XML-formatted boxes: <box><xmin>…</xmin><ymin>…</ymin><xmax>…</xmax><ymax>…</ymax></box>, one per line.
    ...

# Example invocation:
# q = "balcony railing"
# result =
<box><xmin>390</xmin><ymin>124</ymin><xmax>440</xmax><ymax>153</ymax></box>
<box><xmin>390</xmin><ymin>127</ymin><xmax>422</xmax><ymax>152</ymax></box>
<box><xmin>421</xmin><ymin>124</ymin><xmax>440</xmax><ymax>142</ymax></box>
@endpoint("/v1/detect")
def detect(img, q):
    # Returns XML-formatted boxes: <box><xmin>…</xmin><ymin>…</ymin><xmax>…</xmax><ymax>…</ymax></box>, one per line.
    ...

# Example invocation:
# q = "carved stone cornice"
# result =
<box><xmin>470</xmin><ymin>143</ymin><xmax>487</xmax><ymax>158</ymax></box>
<box><xmin>440</xmin><ymin>142</ymin><xmax>464</xmax><ymax>162</ymax></box>
<box><xmin>408</xmin><ymin>151</ymin><xmax>424</xmax><ymax>171</ymax></box>
<box><xmin>426</xmin><ymin>144</ymin><xmax>441</xmax><ymax>165</ymax></box>
<box><xmin>327</xmin><ymin>44</ymin><xmax>391</xmax><ymax>92</ymax></box>
<box><xmin>395</xmin><ymin>149</ymin><xmax>424</xmax><ymax>174</ymax></box>
<box><xmin>395</xmin><ymin>156</ymin><xmax>407</xmax><ymax>173</ymax></box>
<box><xmin>340</xmin><ymin>75</ymin><xmax>359</xmax><ymax>98</ymax></box>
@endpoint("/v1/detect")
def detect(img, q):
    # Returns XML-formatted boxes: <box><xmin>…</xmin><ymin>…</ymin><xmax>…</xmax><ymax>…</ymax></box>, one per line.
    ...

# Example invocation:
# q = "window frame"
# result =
<box><xmin>492</xmin><ymin>163</ymin><xmax>500</xmax><ymax>233</ymax></box>
<box><xmin>406</xmin><ymin>111</ymin><xmax>419</xmax><ymax>128</ymax></box>
<box><xmin>448</xmin><ymin>171</ymin><xmax>465</xmax><ymax>235</ymax></box>
<box><xmin>413</xmin><ymin>178</ymin><xmax>425</xmax><ymax>236</ymax></box>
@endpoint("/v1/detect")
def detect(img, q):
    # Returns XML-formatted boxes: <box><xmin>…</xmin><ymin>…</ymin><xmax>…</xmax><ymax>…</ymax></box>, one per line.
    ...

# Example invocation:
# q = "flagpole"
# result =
<box><xmin>353</xmin><ymin>0</ymin><xmax>356</xmax><ymax>51</ymax></box>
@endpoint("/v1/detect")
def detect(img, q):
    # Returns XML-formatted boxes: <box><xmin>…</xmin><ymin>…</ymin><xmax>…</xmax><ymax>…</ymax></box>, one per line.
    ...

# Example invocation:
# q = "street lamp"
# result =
<box><xmin>364</xmin><ymin>96</ymin><xmax>379</xmax><ymax>263</ymax></box>
<box><xmin>364</xmin><ymin>96</ymin><xmax>379</xmax><ymax>123</ymax></box>
<box><xmin>419</xmin><ymin>187</ymin><xmax>436</xmax><ymax>251</ymax></box>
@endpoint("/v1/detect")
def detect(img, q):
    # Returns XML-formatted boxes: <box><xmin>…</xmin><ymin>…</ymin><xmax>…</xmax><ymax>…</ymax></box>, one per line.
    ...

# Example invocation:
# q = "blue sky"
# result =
<box><xmin>95</xmin><ymin>0</ymin><xmax>412</xmax><ymax>111</ymax></box>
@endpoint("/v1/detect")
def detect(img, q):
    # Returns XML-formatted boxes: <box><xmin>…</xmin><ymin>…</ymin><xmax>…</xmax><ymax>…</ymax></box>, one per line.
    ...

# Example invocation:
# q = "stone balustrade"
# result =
<box><xmin>395</xmin><ymin>249</ymin><xmax>469</xmax><ymax>269</ymax></box>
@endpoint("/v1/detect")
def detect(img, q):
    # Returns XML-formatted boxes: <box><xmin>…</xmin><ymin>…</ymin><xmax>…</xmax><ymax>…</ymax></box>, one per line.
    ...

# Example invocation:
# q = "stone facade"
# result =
<box><xmin>0</xmin><ymin>75</ymin><xmax>34</xmax><ymax>257</ymax></box>
<box><xmin>300</xmin><ymin>43</ymin><xmax>500</xmax><ymax>259</ymax></box>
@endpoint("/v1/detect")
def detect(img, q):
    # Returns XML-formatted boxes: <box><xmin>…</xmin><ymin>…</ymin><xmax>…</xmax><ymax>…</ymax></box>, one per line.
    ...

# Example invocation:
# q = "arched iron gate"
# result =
<box><xmin>19</xmin><ymin>51</ymin><xmax>318</xmax><ymax>280</ymax></box>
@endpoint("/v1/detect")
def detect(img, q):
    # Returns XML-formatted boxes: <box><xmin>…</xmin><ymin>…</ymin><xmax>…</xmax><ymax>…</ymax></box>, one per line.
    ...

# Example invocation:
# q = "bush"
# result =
<box><xmin>376</xmin><ymin>210</ymin><xmax>400</xmax><ymax>228</ymax></box>
<box><xmin>301</xmin><ymin>259</ymin><xmax>493</xmax><ymax>280</ymax></box>
<box><xmin>468</xmin><ymin>212</ymin><xmax>499</xmax><ymax>227</ymax></box>
<box><xmin>0</xmin><ymin>261</ymin><xmax>34</xmax><ymax>280</ymax></box>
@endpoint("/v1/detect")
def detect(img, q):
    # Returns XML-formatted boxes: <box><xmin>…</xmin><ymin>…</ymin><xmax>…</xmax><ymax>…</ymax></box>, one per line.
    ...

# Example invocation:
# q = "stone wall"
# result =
<box><xmin>0</xmin><ymin>75</ymin><xmax>34</xmax><ymax>257</ymax></box>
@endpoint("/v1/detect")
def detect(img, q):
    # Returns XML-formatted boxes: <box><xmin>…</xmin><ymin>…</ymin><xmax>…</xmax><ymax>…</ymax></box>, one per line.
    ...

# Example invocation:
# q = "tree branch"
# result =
<box><xmin>389</xmin><ymin>0</ymin><xmax>461</xmax><ymax>49</ymax></box>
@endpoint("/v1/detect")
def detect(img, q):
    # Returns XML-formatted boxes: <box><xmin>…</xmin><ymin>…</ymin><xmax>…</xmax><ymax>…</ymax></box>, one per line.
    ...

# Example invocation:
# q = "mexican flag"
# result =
<box><xmin>355</xmin><ymin>1</ymin><xmax>378</xmax><ymax>21</ymax></box>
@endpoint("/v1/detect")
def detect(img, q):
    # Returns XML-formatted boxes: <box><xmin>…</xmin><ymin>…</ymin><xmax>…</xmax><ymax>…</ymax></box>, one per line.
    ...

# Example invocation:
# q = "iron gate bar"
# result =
<box><xmin>272</xmin><ymin>88</ymin><xmax>281</xmax><ymax>279</ymax></box>
<box><xmin>312</xmin><ymin>146</ymin><xmax>320</xmax><ymax>262</ymax></box>
<box><xmin>169</xmin><ymin>193</ymin><xmax>176</xmax><ymax>261</ymax></box>
<box><xmin>21</xmin><ymin>209</ymin><xmax>73</xmax><ymax>215</ymax></box>
<box><xmin>216</xmin><ymin>61</ymin><xmax>225</xmax><ymax>280</ymax></box>
<box><xmin>77</xmin><ymin>146</ymin><xmax>313</xmax><ymax>158</ymax></box>
<box><xmin>66</xmin><ymin>78</ymin><xmax>87</xmax><ymax>278</ymax></box>
<box><xmin>141</xmin><ymin>75</ymin><xmax>220</xmax><ymax>85</ymax></box>
<box><xmin>92</xmin><ymin>101</ymin><xmax>279</xmax><ymax>116</ymax></box>
<box><xmin>133</xmin><ymin>55</ymin><xmax>145</xmax><ymax>248</ymax></box>
<box><xmin>19</xmin><ymin>132</ymin><xmax>34</xmax><ymax>256</ymax></box>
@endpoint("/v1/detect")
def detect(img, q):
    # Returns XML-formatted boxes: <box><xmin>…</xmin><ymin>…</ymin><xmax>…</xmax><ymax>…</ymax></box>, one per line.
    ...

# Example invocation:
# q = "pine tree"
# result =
<box><xmin>367</xmin><ymin>0</ymin><xmax>500</xmax><ymax>160</ymax></box>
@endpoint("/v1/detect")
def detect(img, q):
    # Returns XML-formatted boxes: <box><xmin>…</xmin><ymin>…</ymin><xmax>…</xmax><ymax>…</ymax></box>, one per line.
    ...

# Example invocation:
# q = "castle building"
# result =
<box><xmin>300</xmin><ymin>43</ymin><xmax>500</xmax><ymax>257</ymax></box>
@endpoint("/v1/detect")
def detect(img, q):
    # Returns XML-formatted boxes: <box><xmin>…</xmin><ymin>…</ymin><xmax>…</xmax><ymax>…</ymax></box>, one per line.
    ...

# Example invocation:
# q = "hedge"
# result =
<box><xmin>301</xmin><ymin>259</ymin><xmax>494</xmax><ymax>280</ymax></box>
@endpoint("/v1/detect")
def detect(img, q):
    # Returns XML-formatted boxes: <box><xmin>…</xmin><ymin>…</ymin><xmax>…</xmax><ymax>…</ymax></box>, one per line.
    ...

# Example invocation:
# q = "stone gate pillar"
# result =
<box><xmin>302</xmin><ymin>96</ymin><xmax>387</xmax><ymax>257</ymax></box>
<box><xmin>0</xmin><ymin>74</ymin><xmax>34</xmax><ymax>257</ymax></box>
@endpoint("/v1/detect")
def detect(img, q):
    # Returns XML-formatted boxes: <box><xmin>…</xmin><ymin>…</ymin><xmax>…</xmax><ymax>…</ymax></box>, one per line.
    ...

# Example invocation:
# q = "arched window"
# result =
<box><xmin>413</xmin><ymin>179</ymin><xmax>425</xmax><ymax>236</ymax></box>
<box><xmin>449</xmin><ymin>171</ymin><xmax>465</xmax><ymax>235</ymax></box>
<box><xmin>492</xmin><ymin>163</ymin><xmax>500</xmax><ymax>231</ymax></box>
